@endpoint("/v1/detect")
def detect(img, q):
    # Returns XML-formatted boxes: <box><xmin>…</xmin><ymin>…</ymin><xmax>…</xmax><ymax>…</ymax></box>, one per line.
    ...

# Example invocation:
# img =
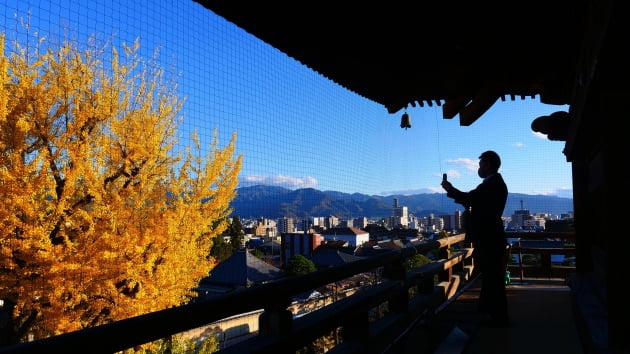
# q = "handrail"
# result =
<box><xmin>505</xmin><ymin>231</ymin><xmax>576</xmax><ymax>282</ymax></box>
<box><xmin>505</xmin><ymin>231</ymin><xmax>575</xmax><ymax>241</ymax></box>
<box><xmin>0</xmin><ymin>234</ymin><xmax>470</xmax><ymax>354</ymax></box>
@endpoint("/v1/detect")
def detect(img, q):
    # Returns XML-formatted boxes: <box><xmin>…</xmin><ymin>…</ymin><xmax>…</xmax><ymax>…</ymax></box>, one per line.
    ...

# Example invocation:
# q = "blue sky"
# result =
<box><xmin>4</xmin><ymin>0</ymin><xmax>572</xmax><ymax>198</ymax></box>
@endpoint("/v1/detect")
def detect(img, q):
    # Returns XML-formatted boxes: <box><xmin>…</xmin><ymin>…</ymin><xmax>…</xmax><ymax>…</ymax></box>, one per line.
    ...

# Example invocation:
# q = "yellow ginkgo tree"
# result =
<box><xmin>0</xmin><ymin>34</ymin><xmax>242</xmax><ymax>343</ymax></box>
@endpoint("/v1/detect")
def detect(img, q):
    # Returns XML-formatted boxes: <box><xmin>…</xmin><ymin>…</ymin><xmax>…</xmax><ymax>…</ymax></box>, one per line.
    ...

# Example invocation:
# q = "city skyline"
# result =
<box><xmin>5</xmin><ymin>0</ymin><xmax>573</xmax><ymax>198</ymax></box>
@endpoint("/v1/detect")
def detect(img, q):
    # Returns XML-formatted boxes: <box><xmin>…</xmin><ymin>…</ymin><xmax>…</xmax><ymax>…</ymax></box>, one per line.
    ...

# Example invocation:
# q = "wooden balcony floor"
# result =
<box><xmin>385</xmin><ymin>275</ymin><xmax>583</xmax><ymax>354</ymax></box>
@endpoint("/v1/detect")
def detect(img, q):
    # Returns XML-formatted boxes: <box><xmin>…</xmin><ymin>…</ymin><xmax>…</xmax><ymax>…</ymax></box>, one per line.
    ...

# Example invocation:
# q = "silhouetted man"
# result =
<box><xmin>441</xmin><ymin>150</ymin><xmax>509</xmax><ymax>327</ymax></box>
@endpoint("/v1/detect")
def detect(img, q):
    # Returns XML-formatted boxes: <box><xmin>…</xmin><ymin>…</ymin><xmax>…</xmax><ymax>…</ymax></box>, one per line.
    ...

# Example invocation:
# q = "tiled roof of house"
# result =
<box><xmin>199</xmin><ymin>249</ymin><xmax>282</xmax><ymax>287</ymax></box>
<box><xmin>310</xmin><ymin>248</ymin><xmax>363</xmax><ymax>268</ymax></box>
<box><xmin>321</xmin><ymin>227</ymin><xmax>367</xmax><ymax>235</ymax></box>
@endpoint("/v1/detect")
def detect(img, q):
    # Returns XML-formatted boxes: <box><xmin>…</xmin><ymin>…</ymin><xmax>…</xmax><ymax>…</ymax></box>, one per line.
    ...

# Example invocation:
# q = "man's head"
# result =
<box><xmin>478</xmin><ymin>150</ymin><xmax>501</xmax><ymax>178</ymax></box>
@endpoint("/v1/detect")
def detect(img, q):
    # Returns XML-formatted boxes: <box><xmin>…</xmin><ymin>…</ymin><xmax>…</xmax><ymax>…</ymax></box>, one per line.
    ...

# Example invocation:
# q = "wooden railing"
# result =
<box><xmin>505</xmin><ymin>231</ymin><xmax>576</xmax><ymax>282</ymax></box>
<box><xmin>0</xmin><ymin>232</ymin><xmax>575</xmax><ymax>354</ymax></box>
<box><xmin>0</xmin><ymin>234</ymin><xmax>474</xmax><ymax>354</ymax></box>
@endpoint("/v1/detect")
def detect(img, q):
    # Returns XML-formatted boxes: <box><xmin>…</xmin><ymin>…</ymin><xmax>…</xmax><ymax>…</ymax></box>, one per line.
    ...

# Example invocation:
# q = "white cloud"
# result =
<box><xmin>532</xmin><ymin>131</ymin><xmax>547</xmax><ymax>139</ymax></box>
<box><xmin>446</xmin><ymin>158</ymin><xmax>478</xmax><ymax>173</ymax></box>
<box><xmin>241</xmin><ymin>174</ymin><xmax>318</xmax><ymax>189</ymax></box>
<box><xmin>380</xmin><ymin>187</ymin><xmax>436</xmax><ymax>196</ymax></box>
<box><xmin>530</xmin><ymin>187</ymin><xmax>573</xmax><ymax>198</ymax></box>
<box><xmin>427</xmin><ymin>186</ymin><xmax>446</xmax><ymax>194</ymax></box>
<box><xmin>513</xmin><ymin>141</ymin><xmax>524</xmax><ymax>147</ymax></box>
<box><xmin>444</xmin><ymin>169</ymin><xmax>461</xmax><ymax>179</ymax></box>
<box><xmin>432</xmin><ymin>170</ymin><xmax>461</xmax><ymax>179</ymax></box>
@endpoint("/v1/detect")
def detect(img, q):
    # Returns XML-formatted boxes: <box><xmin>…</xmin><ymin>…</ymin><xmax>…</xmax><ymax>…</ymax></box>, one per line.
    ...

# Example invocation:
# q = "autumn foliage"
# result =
<box><xmin>0</xmin><ymin>34</ymin><xmax>242</xmax><ymax>342</ymax></box>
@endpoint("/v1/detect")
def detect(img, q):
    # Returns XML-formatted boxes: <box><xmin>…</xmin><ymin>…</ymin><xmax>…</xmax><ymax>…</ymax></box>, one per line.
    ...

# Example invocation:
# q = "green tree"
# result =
<box><xmin>228</xmin><ymin>215</ymin><xmax>245</xmax><ymax>250</ymax></box>
<box><xmin>209</xmin><ymin>234</ymin><xmax>233</xmax><ymax>262</ymax></box>
<box><xmin>403</xmin><ymin>254</ymin><xmax>433</xmax><ymax>297</ymax></box>
<box><xmin>285</xmin><ymin>254</ymin><xmax>316</xmax><ymax>276</ymax></box>
<box><xmin>403</xmin><ymin>254</ymin><xmax>432</xmax><ymax>271</ymax></box>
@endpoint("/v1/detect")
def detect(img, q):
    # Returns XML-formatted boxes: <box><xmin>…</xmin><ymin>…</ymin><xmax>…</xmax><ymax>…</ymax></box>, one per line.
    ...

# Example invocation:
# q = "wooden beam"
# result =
<box><xmin>442</xmin><ymin>96</ymin><xmax>471</xmax><ymax>119</ymax></box>
<box><xmin>458</xmin><ymin>90</ymin><xmax>499</xmax><ymax>126</ymax></box>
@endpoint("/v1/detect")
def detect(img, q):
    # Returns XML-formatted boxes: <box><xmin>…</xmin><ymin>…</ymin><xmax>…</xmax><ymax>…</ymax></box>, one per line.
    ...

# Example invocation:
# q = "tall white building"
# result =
<box><xmin>321</xmin><ymin>227</ymin><xmax>369</xmax><ymax>247</ymax></box>
<box><xmin>311</xmin><ymin>216</ymin><xmax>325</xmax><ymax>227</ymax></box>
<box><xmin>392</xmin><ymin>198</ymin><xmax>408</xmax><ymax>227</ymax></box>
<box><xmin>324</xmin><ymin>215</ymin><xmax>339</xmax><ymax>229</ymax></box>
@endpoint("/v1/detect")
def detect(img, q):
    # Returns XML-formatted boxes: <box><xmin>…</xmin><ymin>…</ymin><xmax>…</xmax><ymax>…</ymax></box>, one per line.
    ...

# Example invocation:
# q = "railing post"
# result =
<box><xmin>382</xmin><ymin>257</ymin><xmax>408</xmax><ymax>313</ymax></box>
<box><xmin>340</xmin><ymin>311</ymin><xmax>369</xmax><ymax>343</ymax></box>
<box><xmin>517</xmin><ymin>238</ymin><xmax>524</xmax><ymax>283</ymax></box>
<box><xmin>438</xmin><ymin>244</ymin><xmax>452</xmax><ymax>283</ymax></box>
<box><xmin>463</xmin><ymin>240</ymin><xmax>476</xmax><ymax>278</ymax></box>
<box><xmin>258</xmin><ymin>295</ymin><xmax>293</xmax><ymax>336</ymax></box>
<box><xmin>540</xmin><ymin>253</ymin><xmax>552</xmax><ymax>277</ymax></box>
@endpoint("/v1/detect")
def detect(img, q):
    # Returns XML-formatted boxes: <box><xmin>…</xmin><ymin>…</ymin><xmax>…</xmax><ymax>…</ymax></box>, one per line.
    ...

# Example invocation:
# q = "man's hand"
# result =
<box><xmin>441</xmin><ymin>180</ymin><xmax>453</xmax><ymax>192</ymax></box>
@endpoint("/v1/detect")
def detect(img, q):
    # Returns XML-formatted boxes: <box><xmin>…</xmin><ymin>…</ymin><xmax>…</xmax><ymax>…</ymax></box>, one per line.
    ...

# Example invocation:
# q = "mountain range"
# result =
<box><xmin>229</xmin><ymin>185</ymin><xmax>574</xmax><ymax>220</ymax></box>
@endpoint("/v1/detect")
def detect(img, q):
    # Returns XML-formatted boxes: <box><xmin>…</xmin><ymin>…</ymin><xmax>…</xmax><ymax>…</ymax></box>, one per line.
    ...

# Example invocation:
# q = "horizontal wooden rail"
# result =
<box><xmin>510</xmin><ymin>247</ymin><xmax>576</xmax><ymax>255</ymax></box>
<box><xmin>505</xmin><ymin>231</ymin><xmax>575</xmax><ymax>241</ymax></box>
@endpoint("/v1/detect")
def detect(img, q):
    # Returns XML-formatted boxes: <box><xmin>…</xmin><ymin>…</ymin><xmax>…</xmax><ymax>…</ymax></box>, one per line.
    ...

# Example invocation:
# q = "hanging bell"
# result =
<box><xmin>400</xmin><ymin>112</ymin><xmax>411</xmax><ymax>130</ymax></box>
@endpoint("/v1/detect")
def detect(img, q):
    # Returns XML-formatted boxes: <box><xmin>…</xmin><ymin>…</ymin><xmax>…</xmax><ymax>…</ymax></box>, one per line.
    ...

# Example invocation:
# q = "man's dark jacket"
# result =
<box><xmin>447</xmin><ymin>173</ymin><xmax>507</xmax><ymax>248</ymax></box>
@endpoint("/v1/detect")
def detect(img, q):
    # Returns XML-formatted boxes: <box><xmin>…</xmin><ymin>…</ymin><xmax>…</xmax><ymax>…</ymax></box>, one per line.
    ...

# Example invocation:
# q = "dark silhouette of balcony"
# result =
<box><xmin>0</xmin><ymin>232</ymin><xmax>597</xmax><ymax>354</ymax></box>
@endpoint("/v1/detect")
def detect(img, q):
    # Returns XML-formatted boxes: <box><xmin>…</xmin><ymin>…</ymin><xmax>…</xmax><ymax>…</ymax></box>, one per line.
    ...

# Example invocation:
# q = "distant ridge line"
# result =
<box><xmin>230</xmin><ymin>185</ymin><xmax>573</xmax><ymax>220</ymax></box>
